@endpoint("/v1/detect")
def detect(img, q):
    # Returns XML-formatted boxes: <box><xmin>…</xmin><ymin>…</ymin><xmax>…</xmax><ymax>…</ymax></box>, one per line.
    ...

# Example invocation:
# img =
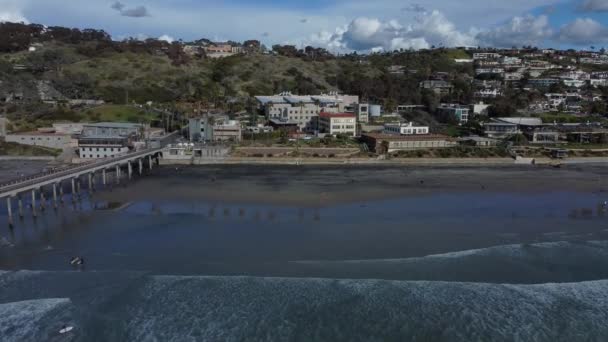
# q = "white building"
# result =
<box><xmin>77</xmin><ymin>137</ymin><xmax>130</xmax><ymax>159</ymax></box>
<box><xmin>5</xmin><ymin>132</ymin><xmax>72</xmax><ymax>150</ymax></box>
<box><xmin>256</xmin><ymin>92</ymin><xmax>359</xmax><ymax>131</ymax></box>
<box><xmin>384</xmin><ymin>122</ymin><xmax>429</xmax><ymax>135</ymax></box>
<box><xmin>473</xmin><ymin>53</ymin><xmax>501</xmax><ymax>60</ymax></box>
<box><xmin>354</xmin><ymin>103</ymin><xmax>370</xmax><ymax>123</ymax></box>
<box><xmin>318</xmin><ymin>112</ymin><xmax>357</xmax><ymax>137</ymax></box>
<box><xmin>501</xmin><ymin>56</ymin><xmax>522</xmax><ymax>65</ymax></box>
<box><xmin>475</xmin><ymin>89</ymin><xmax>502</xmax><ymax>98</ymax></box>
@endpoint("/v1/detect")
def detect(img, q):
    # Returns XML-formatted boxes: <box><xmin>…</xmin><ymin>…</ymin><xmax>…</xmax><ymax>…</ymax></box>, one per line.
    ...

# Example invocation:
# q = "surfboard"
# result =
<box><xmin>59</xmin><ymin>326</ymin><xmax>74</xmax><ymax>334</ymax></box>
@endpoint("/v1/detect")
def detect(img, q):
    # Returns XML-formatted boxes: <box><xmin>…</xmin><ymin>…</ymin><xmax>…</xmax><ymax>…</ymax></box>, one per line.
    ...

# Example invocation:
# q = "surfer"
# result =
<box><xmin>69</xmin><ymin>256</ymin><xmax>85</xmax><ymax>266</ymax></box>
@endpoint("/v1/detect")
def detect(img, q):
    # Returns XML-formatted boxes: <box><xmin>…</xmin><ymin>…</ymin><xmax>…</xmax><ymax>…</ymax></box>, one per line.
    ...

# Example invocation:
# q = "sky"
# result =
<box><xmin>1</xmin><ymin>0</ymin><xmax>608</xmax><ymax>52</ymax></box>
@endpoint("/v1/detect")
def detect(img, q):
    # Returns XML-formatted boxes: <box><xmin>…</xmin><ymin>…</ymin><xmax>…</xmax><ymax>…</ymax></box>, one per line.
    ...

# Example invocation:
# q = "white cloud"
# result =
<box><xmin>476</xmin><ymin>15</ymin><xmax>553</xmax><ymax>47</ymax></box>
<box><xmin>558</xmin><ymin>18</ymin><xmax>608</xmax><ymax>44</ymax></box>
<box><xmin>0</xmin><ymin>0</ymin><xmax>29</xmax><ymax>23</ymax></box>
<box><xmin>580</xmin><ymin>0</ymin><xmax>608</xmax><ymax>12</ymax></box>
<box><xmin>311</xmin><ymin>11</ymin><xmax>476</xmax><ymax>52</ymax></box>
<box><xmin>158</xmin><ymin>34</ymin><xmax>174</xmax><ymax>43</ymax></box>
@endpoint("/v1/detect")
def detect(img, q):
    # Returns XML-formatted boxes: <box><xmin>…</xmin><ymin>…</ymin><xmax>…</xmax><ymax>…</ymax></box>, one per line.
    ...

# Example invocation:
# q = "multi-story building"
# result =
<box><xmin>580</xmin><ymin>57</ymin><xmax>608</xmax><ymax>65</ymax></box>
<box><xmin>419</xmin><ymin>80</ymin><xmax>453</xmax><ymax>95</ymax></box>
<box><xmin>473</xmin><ymin>53</ymin><xmax>501</xmax><ymax>60</ymax></box>
<box><xmin>474</xmin><ymin>88</ymin><xmax>502</xmax><ymax>98</ymax></box>
<box><xmin>354</xmin><ymin>103</ymin><xmax>370</xmax><ymax>123</ymax></box>
<box><xmin>437</xmin><ymin>104</ymin><xmax>469</xmax><ymax>124</ymax></box>
<box><xmin>318</xmin><ymin>112</ymin><xmax>357</xmax><ymax>137</ymax></box>
<box><xmin>77</xmin><ymin>122</ymin><xmax>144</xmax><ymax>160</ymax></box>
<box><xmin>384</xmin><ymin>122</ymin><xmax>429</xmax><ymax>135</ymax></box>
<box><xmin>189</xmin><ymin>116</ymin><xmax>242</xmax><ymax>142</ymax></box>
<box><xmin>475</xmin><ymin>68</ymin><xmax>504</xmax><ymax>75</ymax></box>
<box><xmin>78</xmin><ymin>136</ymin><xmax>130</xmax><ymax>159</ymax></box>
<box><xmin>82</xmin><ymin>122</ymin><xmax>144</xmax><ymax>139</ymax></box>
<box><xmin>255</xmin><ymin>92</ymin><xmax>359</xmax><ymax>131</ymax></box>
<box><xmin>500</xmin><ymin>56</ymin><xmax>522</xmax><ymax>65</ymax></box>
<box><xmin>212</xmin><ymin>121</ymin><xmax>242</xmax><ymax>142</ymax></box>
<box><xmin>527</xmin><ymin>78</ymin><xmax>560</xmax><ymax>88</ymax></box>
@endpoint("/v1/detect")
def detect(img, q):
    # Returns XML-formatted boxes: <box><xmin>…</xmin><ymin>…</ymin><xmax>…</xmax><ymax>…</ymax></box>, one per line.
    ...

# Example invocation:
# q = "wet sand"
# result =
<box><xmin>97</xmin><ymin>164</ymin><xmax>608</xmax><ymax>206</ymax></box>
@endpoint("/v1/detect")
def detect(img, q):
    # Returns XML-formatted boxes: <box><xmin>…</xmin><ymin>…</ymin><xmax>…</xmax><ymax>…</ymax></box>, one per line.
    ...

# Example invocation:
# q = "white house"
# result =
<box><xmin>384</xmin><ymin>122</ymin><xmax>429</xmax><ymax>135</ymax></box>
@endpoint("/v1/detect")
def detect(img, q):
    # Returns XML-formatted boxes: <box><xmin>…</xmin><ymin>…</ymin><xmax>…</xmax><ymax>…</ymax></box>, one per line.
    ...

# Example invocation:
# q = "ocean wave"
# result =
<box><xmin>288</xmin><ymin>240</ymin><xmax>608</xmax><ymax>283</ymax></box>
<box><xmin>0</xmin><ymin>270</ymin><xmax>607</xmax><ymax>341</ymax></box>
<box><xmin>115</xmin><ymin>275</ymin><xmax>608</xmax><ymax>342</ymax></box>
<box><xmin>0</xmin><ymin>298</ymin><xmax>73</xmax><ymax>342</ymax></box>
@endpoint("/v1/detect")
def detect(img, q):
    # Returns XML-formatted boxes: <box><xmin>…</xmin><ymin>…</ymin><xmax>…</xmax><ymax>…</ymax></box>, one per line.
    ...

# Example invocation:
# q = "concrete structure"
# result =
<box><xmin>213</xmin><ymin>121</ymin><xmax>242</xmax><ymax>142</ymax></box>
<box><xmin>268</xmin><ymin>118</ymin><xmax>299</xmax><ymax>133</ymax></box>
<box><xmin>0</xmin><ymin>148</ymin><xmax>163</xmax><ymax>227</ymax></box>
<box><xmin>354</xmin><ymin>103</ymin><xmax>370</xmax><ymax>123</ymax></box>
<box><xmin>483</xmin><ymin>122</ymin><xmax>520</xmax><ymax>139</ymax></box>
<box><xmin>245</xmin><ymin>125</ymin><xmax>273</xmax><ymax>134</ymax></box>
<box><xmin>458</xmin><ymin>136</ymin><xmax>500</xmax><ymax>147</ymax></box>
<box><xmin>437</xmin><ymin>104</ymin><xmax>470</xmax><ymax>124</ymax></box>
<box><xmin>369</xmin><ymin>105</ymin><xmax>382</xmax><ymax>118</ymax></box>
<box><xmin>361</xmin><ymin>133</ymin><xmax>457</xmax><ymax>153</ymax></box>
<box><xmin>5</xmin><ymin>132</ymin><xmax>72</xmax><ymax>149</ymax></box>
<box><xmin>318</xmin><ymin>112</ymin><xmax>357</xmax><ymax>137</ymax></box>
<box><xmin>0</xmin><ymin>116</ymin><xmax>7</xmax><ymax>137</ymax></box>
<box><xmin>82</xmin><ymin>122</ymin><xmax>144</xmax><ymax>138</ymax></box>
<box><xmin>419</xmin><ymin>80</ymin><xmax>453</xmax><ymax>95</ymax></box>
<box><xmin>255</xmin><ymin>92</ymin><xmax>359</xmax><ymax>131</ymax></box>
<box><xmin>384</xmin><ymin>122</ymin><xmax>429</xmax><ymax>135</ymax></box>
<box><xmin>189</xmin><ymin>117</ymin><xmax>242</xmax><ymax>142</ymax></box>
<box><xmin>78</xmin><ymin>136</ymin><xmax>130</xmax><ymax>159</ymax></box>
<box><xmin>188</xmin><ymin>117</ymin><xmax>213</xmax><ymax>142</ymax></box>
<box><xmin>52</xmin><ymin>123</ymin><xmax>85</xmax><ymax>135</ymax></box>
<box><xmin>528</xmin><ymin>78</ymin><xmax>560</xmax><ymax>88</ymax></box>
<box><xmin>473</xmin><ymin>53</ymin><xmax>501</xmax><ymax>60</ymax></box>
<box><xmin>471</xmin><ymin>102</ymin><xmax>490</xmax><ymax>115</ymax></box>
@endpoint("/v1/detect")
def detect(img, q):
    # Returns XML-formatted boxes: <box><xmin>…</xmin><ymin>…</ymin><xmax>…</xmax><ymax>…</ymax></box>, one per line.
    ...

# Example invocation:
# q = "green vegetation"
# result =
<box><xmin>391</xmin><ymin>146</ymin><xmax>510</xmax><ymax>158</ymax></box>
<box><xmin>77</xmin><ymin>105</ymin><xmax>156</xmax><ymax>123</ymax></box>
<box><xmin>0</xmin><ymin>141</ymin><xmax>60</xmax><ymax>156</ymax></box>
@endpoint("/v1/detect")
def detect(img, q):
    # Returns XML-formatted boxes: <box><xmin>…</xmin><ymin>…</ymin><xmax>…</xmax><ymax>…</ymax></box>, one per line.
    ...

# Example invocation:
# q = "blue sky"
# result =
<box><xmin>1</xmin><ymin>0</ymin><xmax>607</xmax><ymax>51</ymax></box>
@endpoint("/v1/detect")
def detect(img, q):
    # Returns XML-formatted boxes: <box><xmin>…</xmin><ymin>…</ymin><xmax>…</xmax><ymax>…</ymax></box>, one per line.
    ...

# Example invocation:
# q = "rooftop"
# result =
<box><xmin>319</xmin><ymin>112</ymin><xmax>356</xmax><ymax>118</ymax></box>
<box><xmin>363</xmin><ymin>133</ymin><xmax>455</xmax><ymax>141</ymax></box>
<box><xmin>84</xmin><ymin>122</ymin><xmax>143</xmax><ymax>129</ymax></box>
<box><xmin>8</xmin><ymin>131</ymin><xmax>71</xmax><ymax>136</ymax></box>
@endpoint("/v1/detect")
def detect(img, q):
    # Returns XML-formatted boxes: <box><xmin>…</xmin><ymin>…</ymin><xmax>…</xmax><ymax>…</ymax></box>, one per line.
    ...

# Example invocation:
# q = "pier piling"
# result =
<box><xmin>31</xmin><ymin>189</ymin><xmax>37</xmax><ymax>217</ymax></box>
<box><xmin>7</xmin><ymin>197</ymin><xmax>13</xmax><ymax>227</ymax></box>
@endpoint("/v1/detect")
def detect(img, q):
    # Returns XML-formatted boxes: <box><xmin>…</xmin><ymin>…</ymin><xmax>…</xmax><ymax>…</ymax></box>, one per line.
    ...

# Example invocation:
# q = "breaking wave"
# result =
<box><xmin>0</xmin><ymin>298</ymin><xmax>74</xmax><ymax>342</ymax></box>
<box><xmin>0</xmin><ymin>270</ymin><xmax>607</xmax><ymax>341</ymax></box>
<box><xmin>290</xmin><ymin>240</ymin><xmax>608</xmax><ymax>283</ymax></box>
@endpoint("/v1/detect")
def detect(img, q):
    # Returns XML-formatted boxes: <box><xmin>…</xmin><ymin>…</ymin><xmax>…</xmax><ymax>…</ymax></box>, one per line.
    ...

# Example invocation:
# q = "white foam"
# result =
<box><xmin>0</xmin><ymin>298</ymin><xmax>71</xmax><ymax>342</ymax></box>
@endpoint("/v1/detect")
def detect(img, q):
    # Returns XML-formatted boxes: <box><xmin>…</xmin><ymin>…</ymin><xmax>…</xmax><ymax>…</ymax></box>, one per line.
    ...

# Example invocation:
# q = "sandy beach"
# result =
<box><xmin>95</xmin><ymin>164</ymin><xmax>608</xmax><ymax>206</ymax></box>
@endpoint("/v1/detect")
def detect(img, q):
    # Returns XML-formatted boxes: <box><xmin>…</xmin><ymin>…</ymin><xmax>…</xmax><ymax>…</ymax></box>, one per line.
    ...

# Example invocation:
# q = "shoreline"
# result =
<box><xmin>160</xmin><ymin>156</ymin><xmax>608</xmax><ymax>166</ymax></box>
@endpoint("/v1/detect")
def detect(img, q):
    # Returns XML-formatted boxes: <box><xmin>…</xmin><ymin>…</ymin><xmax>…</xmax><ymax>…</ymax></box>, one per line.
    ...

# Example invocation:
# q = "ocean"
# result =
<box><xmin>1</xmin><ymin>165</ymin><xmax>608</xmax><ymax>341</ymax></box>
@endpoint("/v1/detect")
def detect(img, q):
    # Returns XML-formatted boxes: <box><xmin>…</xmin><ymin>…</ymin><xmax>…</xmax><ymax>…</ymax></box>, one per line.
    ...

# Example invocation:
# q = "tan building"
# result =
<box><xmin>361</xmin><ymin>133</ymin><xmax>457</xmax><ymax>153</ymax></box>
<box><xmin>318</xmin><ymin>112</ymin><xmax>357</xmax><ymax>137</ymax></box>
<box><xmin>213</xmin><ymin>121</ymin><xmax>242</xmax><ymax>142</ymax></box>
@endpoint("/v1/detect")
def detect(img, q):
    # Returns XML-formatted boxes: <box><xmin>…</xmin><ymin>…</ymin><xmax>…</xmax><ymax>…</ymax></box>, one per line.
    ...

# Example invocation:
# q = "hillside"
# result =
<box><xmin>0</xmin><ymin>22</ymin><xmax>481</xmax><ymax>131</ymax></box>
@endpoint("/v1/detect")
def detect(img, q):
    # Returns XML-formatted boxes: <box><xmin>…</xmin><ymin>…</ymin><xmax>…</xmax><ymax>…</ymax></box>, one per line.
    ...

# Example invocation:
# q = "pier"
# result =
<box><xmin>0</xmin><ymin>148</ymin><xmax>163</xmax><ymax>227</ymax></box>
